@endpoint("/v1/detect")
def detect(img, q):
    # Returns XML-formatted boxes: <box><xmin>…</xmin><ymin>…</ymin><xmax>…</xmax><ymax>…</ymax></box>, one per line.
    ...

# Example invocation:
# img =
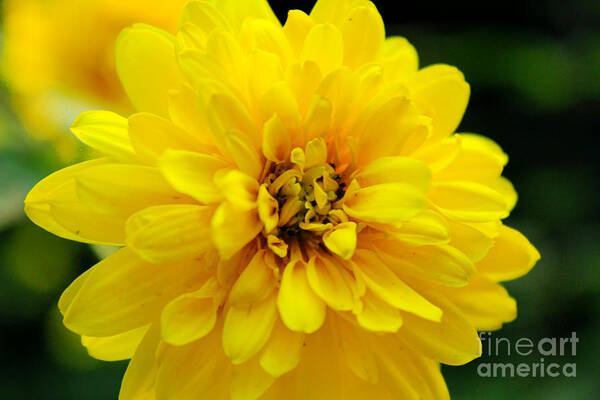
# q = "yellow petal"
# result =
<box><xmin>160</xmin><ymin>149</ymin><xmax>229</xmax><ymax>203</ymax></box>
<box><xmin>259</xmin><ymin>319</ymin><xmax>305</xmax><ymax>377</ymax></box>
<box><xmin>70</xmin><ymin>111</ymin><xmax>135</xmax><ymax>160</ymax></box>
<box><xmin>262</xmin><ymin>115</ymin><xmax>291</xmax><ymax>163</ymax></box>
<box><xmin>156</xmin><ymin>324</ymin><xmax>230</xmax><ymax>400</ymax></box>
<box><xmin>231</xmin><ymin>358</ymin><xmax>276</xmax><ymax>400</ymax></box>
<box><xmin>440</xmin><ymin>275</ymin><xmax>516</xmax><ymax>331</ymax></box>
<box><xmin>229</xmin><ymin>250</ymin><xmax>276</xmax><ymax>308</ymax></box>
<box><xmin>75</xmin><ymin>163</ymin><xmax>188</xmax><ymax>218</ymax></box>
<box><xmin>126</xmin><ymin>204</ymin><xmax>213</xmax><ymax>263</ymax></box>
<box><xmin>129</xmin><ymin>112</ymin><xmax>210</xmax><ymax>162</ymax></box>
<box><xmin>214</xmin><ymin>169</ymin><xmax>259</xmax><ymax>210</ymax></box>
<box><xmin>352</xmin><ymin>249</ymin><xmax>442</xmax><ymax>322</ymax></box>
<box><xmin>82</xmin><ymin>325</ymin><xmax>149</xmax><ymax>362</ymax></box>
<box><xmin>356</xmin><ymin>96</ymin><xmax>422</xmax><ymax>165</ymax></box>
<box><xmin>283</xmin><ymin>10</ymin><xmax>315</xmax><ymax>57</ymax></box>
<box><xmin>286</xmin><ymin>61</ymin><xmax>323</xmax><ymax>116</ymax></box>
<box><xmin>225</xmin><ymin>130</ymin><xmax>265</xmax><ymax>180</ymax></box>
<box><xmin>277</xmin><ymin>259</ymin><xmax>326</xmax><ymax>333</ymax></box>
<box><xmin>303</xmin><ymin>95</ymin><xmax>332</xmax><ymax>142</ymax></box>
<box><xmin>406</xmin><ymin>64</ymin><xmax>470</xmax><ymax>141</ymax></box>
<box><xmin>213</xmin><ymin>0</ymin><xmax>280</xmax><ymax>31</ymax></box>
<box><xmin>248</xmin><ymin>49</ymin><xmax>285</xmax><ymax>102</ymax></box>
<box><xmin>259</xmin><ymin>81</ymin><xmax>301</xmax><ymax>133</ymax></box>
<box><xmin>211</xmin><ymin>203</ymin><xmax>262</xmax><ymax>260</ymax></box>
<box><xmin>476</xmin><ymin>225</ymin><xmax>540</xmax><ymax>281</ymax></box>
<box><xmin>257</xmin><ymin>184</ymin><xmax>279</xmax><ymax>233</ymax></box>
<box><xmin>209</xmin><ymin>92</ymin><xmax>261</xmax><ymax>151</ymax></box>
<box><xmin>380</xmin><ymin>36</ymin><xmax>419</xmax><ymax>82</ymax></box>
<box><xmin>412</xmin><ymin>133</ymin><xmax>462</xmax><ymax>173</ymax></box>
<box><xmin>304</xmin><ymin>138</ymin><xmax>328</xmax><ymax>169</ymax></box>
<box><xmin>160</xmin><ymin>279</ymin><xmax>220</xmax><ymax>346</ymax></box>
<box><xmin>447</xmin><ymin>219</ymin><xmax>494</xmax><ymax>262</ymax></box>
<box><xmin>119</xmin><ymin>325</ymin><xmax>161</xmax><ymax>400</ymax></box>
<box><xmin>306</xmin><ymin>254</ymin><xmax>356</xmax><ymax>310</ymax></box>
<box><xmin>334</xmin><ymin>315</ymin><xmax>379</xmax><ymax>383</ymax></box>
<box><xmin>61</xmin><ymin>248</ymin><xmax>208</xmax><ymax>336</ymax></box>
<box><xmin>168</xmin><ymin>84</ymin><xmax>213</xmax><ymax>142</ymax></box>
<box><xmin>429</xmin><ymin>181</ymin><xmax>509</xmax><ymax>222</ymax></box>
<box><xmin>116</xmin><ymin>24</ymin><xmax>182</xmax><ymax>117</ymax></box>
<box><xmin>240</xmin><ymin>19</ymin><xmax>294</xmax><ymax>66</ymax></box>
<box><xmin>340</xmin><ymin>3</ymin><xmax>385</xmax><ymax>68</ymax></box>
<box><xmin>224</xmin><ymin>291</ymin><xmax>278</xmax><ymax>364</ymax></box>
<box><xmin>24</xmin><ymin>159</ymin><xmax>126</xmax><ymax>245</ymax></box>
<box><xmin>372</xmin><ymin>333</ymin><xmax>450</xmax><ymax>400</ymax></box>
<box><xmin>310</xmin><ymin>0</ymin><xmax>367</xmax><ymax>25</ymax></box>
<box><xmin>343</xmin><ymin>183</ymin><xmax>426</xmax><ymax>224</ymax></box>
<box><xmin>302</xmin><ymin>24</ymin><xmax>343</xmax><ymax>75</ymax></box>
<box><xmin>356</xmin><ymin>156</ymin><xmax>431</xmax><ymax>192</ymax></box>
<box><xmin>397</xmin><ymin>293</ymin><xmax>482</xmax><ymax>366</ymax></box>
<box><xmin>435</xmin><ymin>133</ymin><xmax>508</xmax><ymax>182</ymax></box>
<box><xmin>373</xmin><ymin>239</ymin><xmax>475</xmax><ymax>287</ymax></box>
<box><xmin>322</xmin><ymin>221</ymin><xmax>357</xmax><ymax>260</ymax></box>
<box><xmin>355</xmin><ymin>289</ymin><xmax>403</xmax><ymax>333</ymax></box>
<box><xmin>488</xmin><ymin>176</ymin><xmax>518</xmax><ymax>212</ymax></box>
<box><xmin>179</xmin><ymin>1</ymin><xmax>231</xmax><ymax>35</ymax></box>
<box><xmin>384</xmin><ymin>209</ymin><xmax>450</xmax><ymax>245</ymax></box>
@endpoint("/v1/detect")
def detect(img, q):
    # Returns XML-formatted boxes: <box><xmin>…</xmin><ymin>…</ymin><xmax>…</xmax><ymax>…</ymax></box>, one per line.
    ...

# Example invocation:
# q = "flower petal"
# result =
<box><xmin>160</xmin><ymin>279</ymin><xmax>220</xmax><ymax>346</ymax></box>
<box><xmin>259</xmin><ymin>319</ymin><xmax>305</xmax><ymax>377</ymax></box>
<box><xmin>322</xmin><ymin>221</ymin><xmax>357</xmax><ymax>260</ymax></box>
<box><xmin>116</xmin><ymin>24</ymin><xmax>182</xmax><ymax>117</ymax></box>
<box><xmin>211</xmin><ymin>203</ymin><xmax>262</xmax><ymax>260</ymax></box>
<box><xmin>75</xmin><ymin>163</ymin><xmax>190</xmax><ymax>218</ymax></box>
<box><xmin>224</xmin><ymin>291</ymin><xmax>278</xmax><ymax>365</ymax></box>
<box><xmin>60</xmin><ymin>248</ymin><xmax>208</xmax><ymax>336</ymax></box>
<box><xmin>24</xmin><ymin>159</ymin><xmax>126</xmax><ymax>245</ymax></box>
<box><xmin>406</xmin><ymin>65</ymin><xmax>470</xmax><ymax>141</ymax></box>
<box><xmin>229</xmin><ymin>250</ymin><xmax>276</xmax><ymax>308</ymax></box>
<box><xmin>440</xmin><ymin>275</ymin><xmax>517</xmax><ymax>331</ymax></box>
<box><xmin>397</xmin><ymin>293</ymin><xmax>482</xmax><ymax>366</ymax></box>
<box><xmin>160</xmin><ymin>149</ymin><xmax>229</xmax><ymax>203</ymax></box>
<box><xmin>352</xmin><ymin>249</ymin><xmax>442</xmax><ymax>322</ymax></box>
<box><xmin>213</xmin><ymin>0</ymin><xmax>280</xmax><ymax>31</ymax></box>
<box><xmin>231</xmin><ymin>358</ymin><xmax>276</xmax><ymax>400</ymax></box>
<box><xmin>429</xmin><ymin>181</ymin><xmax>509</xmax><ymax>222</ymax></box>
<box><xmin>70</xmin><ymin>111</ymin><xmax>135</xmax><ymax>160</ymax></box>
<box><xmin>302</xmin><ymin>24</ymin><xmax>343</xmax><ymax>75</ymax></box>
<box><xmin>128</xmin><ymin>112</ymin><xmax>211</xmax><ymax>162</ymax></box>
<box><xmin>81</xmin><ymin>325</ymin><xmax>149</xmax><ymax>362</ymax></box>
<box><xmin>126</xmin><ymin>204</ymin><xmax>213</xmax><ymax>263</ymax></box>
<box><xmin>340</xmin><ymin>3</ymin><xmax>385</xmax><ymax>68</ymax></box>
<box><xmin>373</xmin><ymin>239</ymin><xmax>475</xmax><ymax>287</ymax></box>
<box><xmin>343</xmin><ymin>183</ymin><xmax>426</xmax><ymax>224</ymax></box>
<box><xmin>476</xmin><ymin>225</ymin><xmax>540</xmax><ymax>281</ymax></box>
<box><xmin>355</xmin><ymin>289</ymin><xmax>403</xmax><ymax>333</ymax></box>
<box><xmin>119</xmin><ymin>325</ymin><xmax>161</xmax><ymax>400</ymax></box>
<box><xmin>277</xmin><ymin>259</ymin><xmax>326</xmax><ymax>333</ymax></box>
<box><xmin>306</xmin><ymin>254</ymin><xmax>356</xmax><ymax>310</ymax></box>
<box><xmin>380</xmin><ymin>36</ymin><xmax>419</xmax><ymax>82</ymax></box>
<box><xmin>356</xmin><ymin>156</ymin><xmax>431</xmax><ymax>192</ymax></box>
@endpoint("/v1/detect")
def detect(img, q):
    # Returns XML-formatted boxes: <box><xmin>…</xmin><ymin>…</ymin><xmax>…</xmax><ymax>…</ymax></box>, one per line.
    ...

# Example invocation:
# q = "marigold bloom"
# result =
<box><xmin>1</xmin><ymin>0</ymin><xmax>188</xmax><ymax>157</ymax></box>
<box><xmin>25</xmin><ymin>0</ymin><xmax>540</xmax><ymax>399</ymax></box>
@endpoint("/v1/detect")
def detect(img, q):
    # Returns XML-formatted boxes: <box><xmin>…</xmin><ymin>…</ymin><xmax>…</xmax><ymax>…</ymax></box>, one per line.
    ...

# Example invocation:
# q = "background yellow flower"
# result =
<box><xmin>1</xmin><ymin>0</ymin><xmax>189</xmax><ymax>159</ymax></box>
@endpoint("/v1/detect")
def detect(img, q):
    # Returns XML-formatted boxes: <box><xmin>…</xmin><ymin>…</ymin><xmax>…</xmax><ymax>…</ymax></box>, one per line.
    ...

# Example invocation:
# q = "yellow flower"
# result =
<box><xmin>25</xmin><ymin>0</ymin><xmax>540</xmax><ymax>399</ymax></box>
<box><xmin>1</xmin><ymin>0</ymin><xmax>189</xmax><ymax>158</ymax></box>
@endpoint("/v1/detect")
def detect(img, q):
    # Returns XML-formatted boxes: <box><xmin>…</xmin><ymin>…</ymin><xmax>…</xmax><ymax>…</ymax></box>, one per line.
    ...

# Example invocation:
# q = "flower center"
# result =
<box><xmin>257</xmin><ymin>138</ymin><xmax>352</xmax><ymax>259</ymax></box>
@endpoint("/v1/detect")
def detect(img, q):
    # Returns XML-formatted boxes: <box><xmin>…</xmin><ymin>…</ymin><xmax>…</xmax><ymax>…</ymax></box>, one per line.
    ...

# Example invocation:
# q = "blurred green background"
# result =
<box><xmin>0</xmin><ymin>0</ymin><xmax>598</xmax><ymax>398</ymax></box>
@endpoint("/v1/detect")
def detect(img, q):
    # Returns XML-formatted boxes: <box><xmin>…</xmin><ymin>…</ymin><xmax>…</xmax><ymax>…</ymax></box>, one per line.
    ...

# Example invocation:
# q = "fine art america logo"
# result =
<box><xmin>476</xmin><ymin>332</ymin><xmax>578</xmax><ymax>378</ymax></box>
